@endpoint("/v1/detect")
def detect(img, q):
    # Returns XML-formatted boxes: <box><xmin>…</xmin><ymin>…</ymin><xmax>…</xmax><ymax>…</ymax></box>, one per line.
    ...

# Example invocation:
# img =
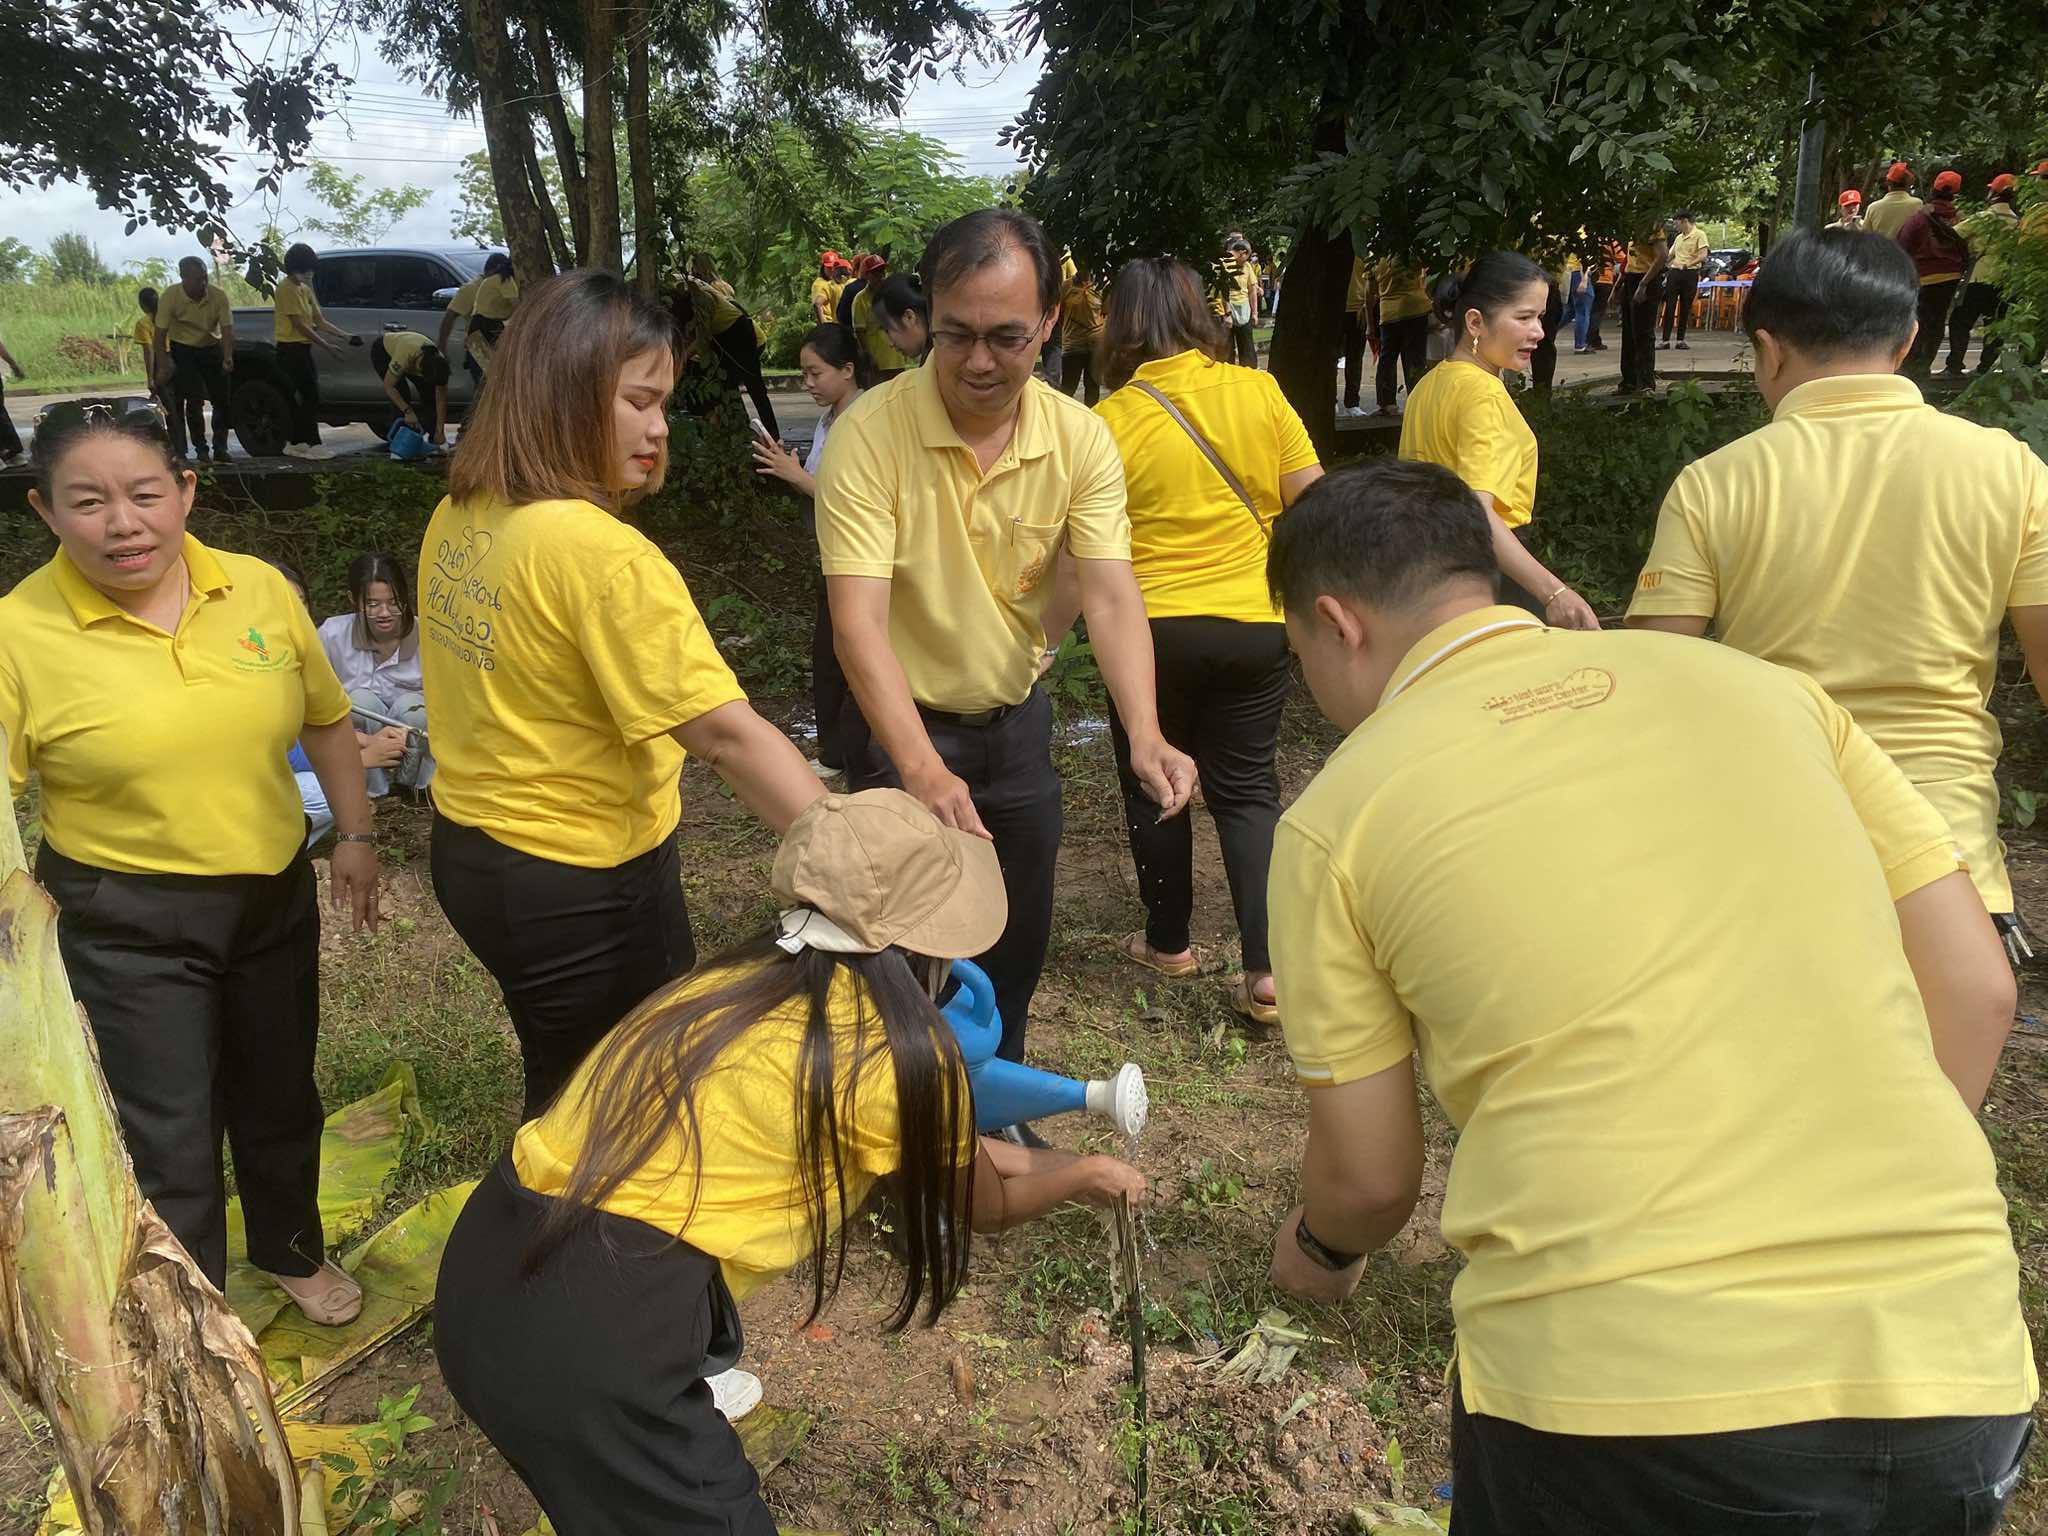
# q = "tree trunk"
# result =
<box><xmin>1268</xmin><ymin>108</ymin><xmax>1354</xmax><ymax>462</ymax></box>
<box><xmin>522</xmin><ymin>0</ymin><xmax>591</xmax><ymax>265</ymax></box>
<box><xmin>581</xmin><ymin>0</ymin><xmax>624</xmax><ymax>273</ymax></box>
<box><xmin>624</xmin><ymin>0</ymin><xmax>661</xmax><ymax>296</ymax></box>
<box><xmin>523</xmin><ymin>131</ymin><xmax>574</xmax><ymax>271</ymax></box>
<box><xmin>464</xmin><ymin>0</ymin><xmax>556</xmax><ymax>280</ymax></box>
<box><xmin>0</xmin><ymin>729</ymin><xmax>300</xmax><ymax>1535</ymax></box>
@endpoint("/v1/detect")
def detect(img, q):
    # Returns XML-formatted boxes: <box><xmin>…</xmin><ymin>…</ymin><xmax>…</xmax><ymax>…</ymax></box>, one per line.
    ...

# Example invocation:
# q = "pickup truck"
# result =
<box><xmin>226</xmin><ymin>245</ymin><xmax>504</xmax><ymax>456</ymax></box>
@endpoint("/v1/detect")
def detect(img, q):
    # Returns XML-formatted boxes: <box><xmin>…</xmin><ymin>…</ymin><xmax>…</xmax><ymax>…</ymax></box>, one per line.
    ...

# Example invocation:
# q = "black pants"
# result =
<box><xmin>1618</xmin><ymin>273</ymin><xmax>1659</xmax><ymax>391</ymax></box>
<box><xmin>1450</xmin><ymin>1390</ymin><xmax>2031</xmax><ymax>1535</ymax></box>
<box><xmin>1529</xmin><ymin>284</ymin><xmax>1562</xmax><ymax>391</ymax></box>
<box><xmin>1585</xmin><ymin>281</ymin><xmax>1612</xmax><ymax>348</ymax></box>
<box><xmin>1341</xmin><ymin>310</ymin><xmax>1369</xmax><ymax>407</ymax></box>
<box><xmin>35</xmin><ymin>841</ymin><xmax>325</xmax><ymax>1288</ymax></box>
<box><xmin>1911</xmin><ymin>282</ymin><xmax>1960</xmax><ymax>373</ymax></box>
<box><xmin>0</xmin><ymin>374</ymin><xmax>20</xmax><ymax>457</ymax></box>
<box><xmin>1060</xmin><ymin>345</ymin><xmax>1099</xmax><ymax>406</ymax></box>
<box><xmin>1108</xmin><ymin>618</ymin><xmax>1287</xmax><ymax>973</ymax></box>
<box><xmin>709</xmin><ymin>320</ymin><xmax>779</xmax><ymax>439</ymax></box>
<box><xmin>1377</xmin><ymin>314</ymin><xmax>1429</xmax><ymax>410</ymax></box>
<box><xmin>369</xmin><ymin>338</ymin><xmax>429</xmax><ymax>432</ymax></box>
<box><xmin>169</xmin><ymin>340</ymin><xmax>231</xmax><ymax>455</ymax></box>
<box><xmin>1039</xmin><ymin>333</ymin><xmax>1064</xmax><ymax>389</ymax></box>
<box><xmin>1658</xmin><ymin>269</ymin><xmax>1701</xmax><ymax>341</ymax></box>
<box><xmin>430</xmin><ymin>817</ymin><xmax>695</xmax><ymax>1118</ymax></box>
<box><xmin>810</xmin><ymin>583</ymin><xmax>848</xmax><ymax>770</ymax></box>
<box><xmin>276</xmin><ymin>340</ymin><xmax>321</xmax><ymax>447</ymax></box>
<box><xmin>1948</xmin><ymin>281</ymin><xmax>2008</xmax><ymax>373</ymax></box>
<box><xmin>1228</xmin><ymin>317</ymin><xmax>1258</xmax><ymax>368</ymax></box>
<box><xmin>436</xmin><ymin>1159</ymin><xmax>770</xmax><ymax>1536</ymax></box>
<box><xmin>844</xmin><ymin>687</ymin><xmax>1062</xmax><ymax>1065</ymax></box>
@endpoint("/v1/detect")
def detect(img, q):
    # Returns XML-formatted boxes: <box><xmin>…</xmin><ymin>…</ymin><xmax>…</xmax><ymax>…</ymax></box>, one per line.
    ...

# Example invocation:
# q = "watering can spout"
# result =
<box><xmin>939</xmin><ymin>961</ymin><xmax>1149</xmax><ymax>1139</ymax></box>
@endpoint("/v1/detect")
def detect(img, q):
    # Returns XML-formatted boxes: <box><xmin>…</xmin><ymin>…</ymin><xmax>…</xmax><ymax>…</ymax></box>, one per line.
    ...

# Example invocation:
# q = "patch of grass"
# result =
<box><xmin>0</xmin><ymin>282</ymin><xmax>153</xmax><ymax>393</ymax></box>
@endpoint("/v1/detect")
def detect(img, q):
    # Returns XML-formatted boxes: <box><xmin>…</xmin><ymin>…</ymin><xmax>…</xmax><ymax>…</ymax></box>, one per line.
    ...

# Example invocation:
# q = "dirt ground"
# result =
<box><xmin>4</xmin><ymin>670</ymin><xmax>2048</xmax><ymax>1534</ymax></box>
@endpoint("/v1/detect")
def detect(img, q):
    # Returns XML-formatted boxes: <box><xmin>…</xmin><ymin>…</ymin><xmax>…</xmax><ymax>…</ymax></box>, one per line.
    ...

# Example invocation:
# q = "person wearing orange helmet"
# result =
<box><xmin>1948</xmin><ymin>173</ymin><xmax>2022</xmax><ymax>374</ymax></box>
<box><xmin>1896</xmin><ymin>169</ymin><xmax>1968</xmax><ymax>375</ymax></box>
<box><xmin>1828</xmin><ymin>189</ymin><xmax>1863</xmax><ymax>232</ymax></box>
<box><xmin>1862</xmin><ymin>161</ymin><xmax>1924</xmax><ymax>238</ymax></box>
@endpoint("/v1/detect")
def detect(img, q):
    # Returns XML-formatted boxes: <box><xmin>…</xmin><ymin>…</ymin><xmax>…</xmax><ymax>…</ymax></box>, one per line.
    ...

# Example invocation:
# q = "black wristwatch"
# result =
<box><xmin>1295</xmin><ymin>1214</ymin><xmax>1365</xmax><ymax>1271</ymax></box>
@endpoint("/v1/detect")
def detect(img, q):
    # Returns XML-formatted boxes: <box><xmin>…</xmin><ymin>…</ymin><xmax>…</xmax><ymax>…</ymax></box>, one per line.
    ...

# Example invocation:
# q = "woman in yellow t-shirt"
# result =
<box><xmin>1</xmin><ymin>402</ymin><xmax>380</xmax><ymax>1322</ymax></box>
<box><xmin>1399</xmin><ymin>253</ymin><xmax>1599</xmax><ymax>629</ymax></box>
<box><xmin>421</xmin><ymin>270</ymin><xmax>826</xmax><ymax>1118</ymax></box>
<box><xmin>434</xmin><ymin>791</ymin><xmax>1144</xmax><ymax>1532</ymax></box>
<box><xmin>1087</xmin><ymin>258</ymin><xmax>1324</xmax><ymax>1025</ymax></box>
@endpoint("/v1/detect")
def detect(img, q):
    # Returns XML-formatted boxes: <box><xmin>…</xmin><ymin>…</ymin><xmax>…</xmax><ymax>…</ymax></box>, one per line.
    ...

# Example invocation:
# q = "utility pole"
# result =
<box><xmin>1791</xmin><ymin>69</ymin><xmax>1825</xmax><ymax>233</ymax></box>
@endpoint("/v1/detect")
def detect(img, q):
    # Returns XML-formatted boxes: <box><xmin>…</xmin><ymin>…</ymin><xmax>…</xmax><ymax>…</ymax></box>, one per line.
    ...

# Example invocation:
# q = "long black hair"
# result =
<box><xmin>347</xmin><ymin>550</ymin><xmax>417</xmax><ymax>639</ymax></box>
<box><xmin>30</xmin><ymin>401</ymin><xmax>176</xmax><ymax>499</ymax></box>
<box><xmin>524</xmin><ymin>935</ymin><xmax>976</xmax><ymax>1331</ymax></box>
<box><xmin>1431</xmin><ymin>251</ymin><xmax>1550</xmax><ymax>338</ymax></box>
<box><xmin>802</xmin><ymin>321</ymin><xmax>878</xmax><ymax>389</ymax></box>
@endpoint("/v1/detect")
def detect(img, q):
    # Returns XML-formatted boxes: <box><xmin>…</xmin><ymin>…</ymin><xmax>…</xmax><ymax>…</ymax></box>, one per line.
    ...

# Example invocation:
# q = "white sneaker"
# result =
<box><xmin>708</xmin><ymin>1367</ymin><xmax>762</xmax><ymax>1422</ymax></box>
<box><xmin>282</xmin><ymin>444</ymin><xmax>310</xmax><ymax>459</ymax></box>
<box><xmin>808</xmin><ymin>760</ymin><xmax>844</xmax><ymax>781</ymax></box>
<box><xmin>302</xmin><ymin>444</ymin><xmax>337</xmax><ymax>460</ymax></box>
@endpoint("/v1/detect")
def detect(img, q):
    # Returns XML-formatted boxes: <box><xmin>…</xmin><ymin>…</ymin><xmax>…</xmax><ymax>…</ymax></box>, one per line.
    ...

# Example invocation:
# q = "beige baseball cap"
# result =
<box><xmin>771</xmin><ymin>789</ymin><xmax>1007</xmax><ymax>959</ymax></box>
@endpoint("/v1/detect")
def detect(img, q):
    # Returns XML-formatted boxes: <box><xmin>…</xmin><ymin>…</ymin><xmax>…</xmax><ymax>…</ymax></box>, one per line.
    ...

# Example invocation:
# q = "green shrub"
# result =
<box><xmin>762</xmin><ymin>305</ymin><xmax>816</xmax><ymax>368</ymax></box>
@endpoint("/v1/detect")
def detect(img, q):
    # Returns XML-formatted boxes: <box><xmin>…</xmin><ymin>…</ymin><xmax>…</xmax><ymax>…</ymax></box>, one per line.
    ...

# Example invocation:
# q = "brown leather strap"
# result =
<box><xmin>1130</xmin><ymin>381</ymin><xmax>1268</xmax><ymax>537</ymax></box>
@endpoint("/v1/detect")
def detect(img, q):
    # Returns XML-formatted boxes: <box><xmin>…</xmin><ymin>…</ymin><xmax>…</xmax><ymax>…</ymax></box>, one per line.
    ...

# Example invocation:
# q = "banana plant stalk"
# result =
<box><xmin>0</xmin><ymin>743</ymin><xmax>298</xmax><ymax>1534</ymax></box>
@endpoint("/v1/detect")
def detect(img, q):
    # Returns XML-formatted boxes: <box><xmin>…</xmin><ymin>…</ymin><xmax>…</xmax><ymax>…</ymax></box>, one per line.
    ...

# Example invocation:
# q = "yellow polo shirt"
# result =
<box><xmin>1669</xmin><ymin>227</ymin><xmax>1710</xmax><ymax>269</ymax></box>
<box><xmin>1271</xmin><ymin>609</ymin><xmax>2035</xmax><ymax>1436</ymax></box>
<box><xmin>1963</xmin><ymin>203</ymin><xmax>2019</xmax><ymax>288</ymax></box>
<box><xmin>417</xmin><ymin>494</ymin><xmax>748</xmax><ymax>867</ymax></box>
<box><xmin>1345</xmin><ymin>258</ymin><xmax>1370</xmax><ymax>315</ymax></box>
<box><xmin>1372</xmin><ymin>261</ymin><xmax>1431</xmax><ymax>323</ymax></box>
<box><xmin>132</xmin><ymin>316</ymin><xmax>155</xmax><ymax>351</ymax></box>
<box><xmin>272</xmin><ymin>274</ymin><xmax>320</xmax><ymax>344</ymax></box>
<box><xmin>1398</xmin><ymin>361</ymin><xmax>1539</xmax><ymax>528</ymax></box>
<box><xmin>1862</xmin><ymin>189</ymin><xmax>1924</xmax><ymax>239</ymax></box>
<box><xmin>850</xmin><ymin>287</ymin><xmax>910</xmax><ymax>372</ymax></box>
<box><xmin>382</xmin><ymin>331</ymin><xmax>431</xmax><ymax>383</ymax></box>
<box><xmin>1625</xmin><ymin>235</ymin><xmax>1665</xmax><ymax>273</ymax></box>
<box><xmin>1627</xmin><ymin>373</ymin><xmax>2048</xmax><ymax>913</ymax></box>
<box><xmin>156</xmin><ymin>284</ymin><xmax>231</xmax><ymax>348</ymax></box>
<box><xmin>457</xmin><ymin>273</ymin><xmax>520</xmax><ymax>321</ymax></box>
<box><xmin>686</xmin><ymin>279</ymin><xmax>743</xmax><ymax>337</ymax></box>
<box><xmin>816</xmin><ymin>365</ymin><xmax>1131</xmax><ymax>714</ymax></box>
<box><xmin>0</xmin><ymin>537</ymin><xmax>350</xmax><ymax>876</ymax></box>
<box><xmin>1059</xmin><ymin>283</ymin><xmax>1104</xmax><ymax>350</ymax></box>
<box><xmin>1095</xmin><ymin>349</ymin><xmax>1317</xmax><ymax>623</ymax></box>
<box><xmin>514</xmin><ymin>963</ymin><xmax>975</xmax><ymax>1300</ymax></box>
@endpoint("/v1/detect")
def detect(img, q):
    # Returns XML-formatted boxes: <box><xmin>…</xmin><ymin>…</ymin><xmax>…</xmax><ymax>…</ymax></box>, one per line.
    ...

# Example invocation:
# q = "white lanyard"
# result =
<box><xmin>1381</xmin><ymin>617</ymin><xmax>1544</xmax><ymax>707</ymax></box>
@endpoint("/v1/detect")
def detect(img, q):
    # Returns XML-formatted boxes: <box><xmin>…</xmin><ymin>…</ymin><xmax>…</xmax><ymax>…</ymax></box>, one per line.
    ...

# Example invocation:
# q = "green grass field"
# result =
<box><xmin>0</xmin><ymin>282</ymin><xmax>154</xmax><ymax>395</ymax></box>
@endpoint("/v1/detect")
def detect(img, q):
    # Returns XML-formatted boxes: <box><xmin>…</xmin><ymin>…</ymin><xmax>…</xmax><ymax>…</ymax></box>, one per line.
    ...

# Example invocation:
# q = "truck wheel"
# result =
<box><xmin>232</xmin><ymin>378</ymin><xmax>291</xmax><ymax>458</ymax></box>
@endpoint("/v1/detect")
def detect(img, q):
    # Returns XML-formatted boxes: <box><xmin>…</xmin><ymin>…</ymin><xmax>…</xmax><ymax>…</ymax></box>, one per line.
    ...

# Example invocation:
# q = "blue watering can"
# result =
<box><xmin>939</xmin><ymin>960</ymin><xmax>1148</xmax><ymax>1138</ymax></box>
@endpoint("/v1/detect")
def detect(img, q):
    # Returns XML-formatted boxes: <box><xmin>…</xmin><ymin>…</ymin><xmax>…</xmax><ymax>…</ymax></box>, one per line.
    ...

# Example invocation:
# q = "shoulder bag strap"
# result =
<box><xmin>1130</xmin><ymin>381</ymin><xmax>1268</xmax><ymax>536</ymax></box>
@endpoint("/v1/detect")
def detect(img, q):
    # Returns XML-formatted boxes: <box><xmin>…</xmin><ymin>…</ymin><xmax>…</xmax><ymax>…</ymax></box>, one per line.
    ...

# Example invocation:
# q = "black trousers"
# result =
<box><xmin>169</xmin><ymin>340</ymin><xmax>231</xmax><ymax>455</ymax></box>
<box><xmin>1376</xmin><ymin>314</ymin><xmax>1429</xmax><ymax>410</ymax></box>
<box><xmin>436</xmin><ymin>1159</ymin><xmax>770</xmax><ymax>1536</ymax></box>
<box><xmin>1618</xmin><ymin>273</ymin><xmax>1659</xmax><ymax>391</ymax></box>
<box><xmin>36</xmin><ymin>841</ymin><xmax>326</xmax><ymax>1288</ymax></box>
<box><xmin>709</xmin><ymin>320</ymin><xmax>779</xmax><ymax>439</ymax></box>
<box><xmin>1585</xmin><ymin>281</ymin><xmax>1612</xmax><ymax>348</ymax></box>
<box><xmin>810</xmin><ymin>583</ymin><xmax>848</xmax><ymax>770</ymax></box>
<box><xmin>276</xmin><ymin>340</ymin><xmax>321</xmax><ymax>446</ymax></box>
<box><xmin>1529</xmin><ymin>284</ymin><xmax>1562</xmax><ymax>391</ymax></box>
<box><xmin>1060</xmin><ymin>345</ymin><xmax>1099</xmax><ymax>406</ymax></box>
<box><xmin>1947</xmin><ymin>281</ymin><xmax>2008</xmax><ymax>373</ymax></box>
<box><xmin>1228</xmin><ymin>317</ymin><xmax>1258</xmax><ymax>368</ymax></box>
<box><xmin>0</xmin><ymin>375</ymin><xmax>20</xmax><ymax>457</ymax></box>
<box><xmin>843</xmin><ymin>687</ymin><xmax>1062</xmax><ymax>1065</ymax></box>
<box><xmin>1658</xmin><ymin>269</ymin><xmax>1701</xmax><ymax>341</ymax></box>
<box><xmin>1108</xmin><ymin>618</ymin><xmax>1287</xmax><ymax>973</ymax></box>
<box><xmin>1910</xmin><ymin>282</ymin><xmax>1960</xmax><ymax>373</ymax></box>
<box><xmin>1039</xmin><ymin>333</ymin><xmax>1064</xmax><ymax>389</ymax></box>
<box><xmin>1450</xmin><ymin>1390</ymin><xmax>2031</xmax><ymax>1535</ymax></box>
<box><xmin>430</xmin><ymin>816</ymin><xmax>695</xmax><ymax>1118</ymax></box>
<box><xmin>1341</xmin><ymin>310</ymin><xmax>1369</xmax><ymax>407</ymax></box>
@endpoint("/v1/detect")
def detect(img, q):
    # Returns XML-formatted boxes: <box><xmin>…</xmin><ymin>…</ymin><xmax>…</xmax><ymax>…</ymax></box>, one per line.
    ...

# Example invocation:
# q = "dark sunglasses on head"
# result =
<box><xmin>34</xmin><ymin>399</ymin><xmax>170</xmax><ymax>438</ymax></box>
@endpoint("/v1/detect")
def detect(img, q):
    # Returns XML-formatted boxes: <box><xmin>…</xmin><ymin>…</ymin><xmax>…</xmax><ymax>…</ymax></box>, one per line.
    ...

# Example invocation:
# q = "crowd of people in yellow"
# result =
<box><xmin>4</xmin><ymin>182</ymin><xmax>2048</xmax><ymax>1533</ymax></box>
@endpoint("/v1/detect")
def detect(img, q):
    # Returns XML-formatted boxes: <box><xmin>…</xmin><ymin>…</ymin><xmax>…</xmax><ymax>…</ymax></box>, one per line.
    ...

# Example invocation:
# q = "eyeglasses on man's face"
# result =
<box><xmin>928</xmin><ymin>310</ymin><xmax>1051</xmax><ymax>359</ymax></box>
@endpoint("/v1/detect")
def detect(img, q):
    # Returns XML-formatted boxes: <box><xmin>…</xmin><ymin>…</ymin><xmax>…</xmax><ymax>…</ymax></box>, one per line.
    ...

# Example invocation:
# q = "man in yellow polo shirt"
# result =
<box><xmin>1657</xmin><ymin>209</ymin><xmax>1709</xmax><ymax>350</ymax></box>
<box><xmin>1263</xmin><ymin>457</ymin><xmax>2033</xmax><ymax>1525</ymax></box>
<box><xmin>1628</xmin><ymin>229</ymin><xmax>2048</xmax><ymax>957</ymax></box>
<box><xmin>154</xmin><ymin>255</ymin><xmax>235</xmax><ymax>462</ymax></box>
<box><xmin>1861</xmin><ymin>160</ymin><xmax>1924</xmax><ymax>238</ymax></box>
<box><xmin>818</xmin><ymin>207</ymin><xmax>1194</xmax><ymax>1078</ymax></box>
<box><xmin>1617</xmin><ymin>222</ymin><xmax>1667</xmax><ymax>394</ymax></box>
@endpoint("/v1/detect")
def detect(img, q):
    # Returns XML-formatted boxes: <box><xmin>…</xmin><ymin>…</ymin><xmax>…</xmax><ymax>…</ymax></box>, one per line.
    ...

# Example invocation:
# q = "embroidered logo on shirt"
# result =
<box><xmin>232</xmin><ymin>627</ymin><xmax>293</xmax><ymax>672</ymax></box>
<box><xmin>1483</xmin><ymin>667</ymin><xmax>1616</xmax><ymax>723</ymax></box>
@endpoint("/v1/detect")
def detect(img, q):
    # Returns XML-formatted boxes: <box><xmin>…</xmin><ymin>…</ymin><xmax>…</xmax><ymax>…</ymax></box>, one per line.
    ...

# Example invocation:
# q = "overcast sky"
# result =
<box><xmin>1</xmin><ymin>23</ymin><xmax>1040</xmax><ymax>271</ymax></box>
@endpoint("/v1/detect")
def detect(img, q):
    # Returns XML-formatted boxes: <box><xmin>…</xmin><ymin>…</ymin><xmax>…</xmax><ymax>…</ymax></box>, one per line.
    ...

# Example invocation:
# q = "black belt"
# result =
<box><xmin>918</xmin><ymin>698</ymin><xmax>1024</xmax><ymax>729</ymax></box>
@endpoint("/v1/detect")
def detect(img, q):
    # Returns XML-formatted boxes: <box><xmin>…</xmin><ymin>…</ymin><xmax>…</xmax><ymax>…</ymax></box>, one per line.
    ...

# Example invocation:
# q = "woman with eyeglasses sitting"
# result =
<box><xmin>0</xmin><ymin>400</ymin><xmax>381</xmax><ymax>1322</ymax></box>
<box><xmin>318</xmin><ymin>551</ymin><xmax>432</xmax><ymax>795</ymax></box>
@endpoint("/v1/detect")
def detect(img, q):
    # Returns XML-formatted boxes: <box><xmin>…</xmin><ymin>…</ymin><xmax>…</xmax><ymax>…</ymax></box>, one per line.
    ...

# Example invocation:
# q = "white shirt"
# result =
<box><xmin>317</xmin><ymin>613</ymin><xmax>424</xmax><ymax>702</ymax></box>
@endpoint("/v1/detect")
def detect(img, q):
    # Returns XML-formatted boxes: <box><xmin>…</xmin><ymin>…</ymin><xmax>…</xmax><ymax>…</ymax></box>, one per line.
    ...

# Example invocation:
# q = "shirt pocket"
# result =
<box><xmin>984</xmin><ymin>517</ymin><xmax>1067</xmax><ymax>603</ymax></box>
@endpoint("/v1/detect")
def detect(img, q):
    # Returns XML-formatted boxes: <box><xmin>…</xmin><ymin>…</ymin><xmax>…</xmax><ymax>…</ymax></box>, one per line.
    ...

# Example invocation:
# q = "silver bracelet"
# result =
<box><xmin>335</xmin><ymin>832</ymin><xmax>376</xmax><ymax>845</ymax></box>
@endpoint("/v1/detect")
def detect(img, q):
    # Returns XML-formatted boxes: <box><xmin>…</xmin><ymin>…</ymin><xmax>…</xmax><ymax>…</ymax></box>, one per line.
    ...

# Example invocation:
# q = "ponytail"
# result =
<box><xmin>1432</xmin><ymin>251</ymin><xmax>1550</xmax><ymax>337</ymax></box>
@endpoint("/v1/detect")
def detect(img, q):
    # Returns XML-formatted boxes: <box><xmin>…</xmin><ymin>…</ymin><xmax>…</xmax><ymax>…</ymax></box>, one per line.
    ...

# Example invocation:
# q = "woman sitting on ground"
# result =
<box><xmin>752</xmin><ymin>324</ymin><xmax>875</xmax><ymax>779</ymax></box>
<box><xmin>434</xmin><ymin>789</ymin><xmax>1145</xmax><ymax>1535</ymax></box>
<box><xmin>318</xmin><ymin>551</ymin><xmax>431</xmax><ymax>795</ymax></box>
<box><xmin>1080</xmin><ymin>256</ymin><xmax>1323</xmax><ymax>1026</ymax></box>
